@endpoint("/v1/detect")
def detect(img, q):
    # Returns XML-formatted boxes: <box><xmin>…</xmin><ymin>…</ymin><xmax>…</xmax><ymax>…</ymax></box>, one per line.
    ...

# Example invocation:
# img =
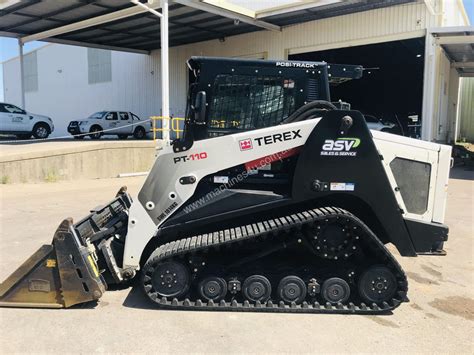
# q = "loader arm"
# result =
<box><xmin>124</xmin><ymin>118</ymin><xmax>321</xmax><ymax>268</ymax></box>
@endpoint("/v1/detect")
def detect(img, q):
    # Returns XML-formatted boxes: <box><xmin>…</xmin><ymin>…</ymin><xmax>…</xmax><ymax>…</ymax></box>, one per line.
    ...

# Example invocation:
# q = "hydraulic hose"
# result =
<box><xmin>283</xmin><ymin>100</ymin><xmax>337</xmax><ymax>124</ymax></box>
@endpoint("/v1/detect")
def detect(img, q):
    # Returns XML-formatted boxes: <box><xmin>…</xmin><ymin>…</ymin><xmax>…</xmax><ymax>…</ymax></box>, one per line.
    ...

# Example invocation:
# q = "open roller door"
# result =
<box><xmin>289</xmin><ymin>37</ymin><xmax>426</xmax><ymax>137</ymax></box>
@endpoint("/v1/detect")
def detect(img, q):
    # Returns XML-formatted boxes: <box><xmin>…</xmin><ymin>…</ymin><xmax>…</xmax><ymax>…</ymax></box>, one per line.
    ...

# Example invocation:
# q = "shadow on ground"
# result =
<box><xmin>122</xmin><ymin>286</ymin><xmax>156</xmax><ymax>310</ymax></box>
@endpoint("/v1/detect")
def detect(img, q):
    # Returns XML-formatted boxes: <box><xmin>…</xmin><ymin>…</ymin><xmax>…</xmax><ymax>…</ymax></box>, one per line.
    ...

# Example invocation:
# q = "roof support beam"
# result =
<box><xmin>173</xmin><ymin>0</ymin><xmax>281</xmax><ymax>32</ymax></box>
<box><xmin>435</xmin><ymin>35</ymin><xmax>474</xmax><ymax>45</ymax></box>
<box><xmin>20</xmin><ymin>3</ymin><xmax>162</xmax><ymax>44</ymax></box>
<box><xmin>130</xmin><ymin>0</ymin><xmax>162</xmax><ymax>18</ymax></box>
<box><xmin>18</xmin><ymin>39</ymin><xmax>25</xmax><ymax>110</ymax></box>
<box><xmin>255</xmin><ymin>0</ymin><xmax>342</xmax><ymax>18</ymax></box>
<box><xmin>0</xmin><ymin>30</ymin><xmax>18</xmax><ymax>38</ymax></box>
<box><xmin>451</xmin><ymin>62</ymin><xmax>474</xmax><ymax>69</ymax></box>
<box><xmin>45</xmin><ymin>37</ymin><xmax>149</xmax><ymax>55</ymax></box>
<box><xmin>129</xmin><ymin>0</ymin><xmax>170</xmax><ymax>143</ymax></box>
<box><xmin>160</xmin><ymin>0</ymin><xmax>170</xmax><ymax>143</ymax></box>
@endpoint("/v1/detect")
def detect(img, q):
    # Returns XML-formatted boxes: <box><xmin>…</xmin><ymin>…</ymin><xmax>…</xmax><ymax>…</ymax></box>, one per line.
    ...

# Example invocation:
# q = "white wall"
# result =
<box><xmin>458</xmin><ymin>78</ymin><xmax>474</xmax><ymax>142</ymax></box>
<box><xmin>441</xmin><ymin>0</ymin><xmax>470</xmax><ymax>26</ymax></box>
<box><xmin>3</xmin><ymin>44</ymin><xmax>164</xmax><ymax>136</ymax></box>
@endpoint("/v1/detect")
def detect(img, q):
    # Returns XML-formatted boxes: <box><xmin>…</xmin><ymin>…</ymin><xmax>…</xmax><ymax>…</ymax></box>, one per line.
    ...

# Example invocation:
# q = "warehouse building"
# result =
<box><xmin>1</xmin><ymin>0</ymin><xmax>472</xmax><ymax>142</ymax></box>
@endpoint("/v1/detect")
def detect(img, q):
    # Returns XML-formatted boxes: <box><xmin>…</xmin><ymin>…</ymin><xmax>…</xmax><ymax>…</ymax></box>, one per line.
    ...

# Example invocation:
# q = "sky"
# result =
<box><xmin>1</xmin><ymin>39</ymin><xmax>44</xmax><ymax>101</ymax></box>
<box><xmin>1</xmin><ymin>0</ymin><xmax>474</xmax><ymax>101</ymax></box>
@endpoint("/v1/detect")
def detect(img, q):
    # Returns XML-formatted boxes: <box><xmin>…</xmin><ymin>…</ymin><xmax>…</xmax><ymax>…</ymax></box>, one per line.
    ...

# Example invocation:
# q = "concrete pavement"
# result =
<box><xmin>0</xmin><ymin>170</ymin><xmax>472</xmax><ymax>353</ymax></box>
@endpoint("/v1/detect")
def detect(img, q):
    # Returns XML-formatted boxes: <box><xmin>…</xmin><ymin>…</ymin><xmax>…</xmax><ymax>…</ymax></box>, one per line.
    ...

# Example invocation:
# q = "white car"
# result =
<box><xmin>68</xmin><ymin>111</ymin><xmax>150</xmax><ymax>140</ymax></box>
<box><xmin>0</xmin><ymin>102</ymin><xmax>54</xmax><ymax>139</ymax></box>
<box><xmin>364</xmin><ymin>114</ymin><xmax>396</xmax><ymax>132</ymax></box>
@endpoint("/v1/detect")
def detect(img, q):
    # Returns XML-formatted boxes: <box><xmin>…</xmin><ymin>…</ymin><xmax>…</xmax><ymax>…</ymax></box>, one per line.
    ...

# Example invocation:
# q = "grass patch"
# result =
<box><xmin>1</xmin><ymin>175</ymin><xmax>10</xmax><ymax>184</ymax></box>
<box><xmin>43</xmin><ymin>170</ymin><xmax>59</xmax><ymax>183</ymax></box>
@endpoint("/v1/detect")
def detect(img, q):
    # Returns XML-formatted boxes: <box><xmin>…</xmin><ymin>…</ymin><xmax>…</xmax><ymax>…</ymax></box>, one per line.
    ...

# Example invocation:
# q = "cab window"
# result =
<box><xmin>131</xmin><ymin>113</ymin><xmax>141</xmax><ymax>121</ymax></box>
<box><xmin>88</xmin><ymin>111</ymin><xmax>106</xmax><ymax>119</ymax></box>
<box><xmin>207</xmin><ymin>74</ymin><xmax>297</xmax><ymax>136</ymax></box>
<box><xmin>105</xmin><ymin>112</ymin><xmax>118</xmax><ymax>120</ymax></box>
<box><xmin>364</xmin><ymin>115</ymin><xmax>379</xmax><ymax>123</ymax></box>
<box><xmin>3</xmin><ymin>104</ymin><xmax>25</xmax><ymax>114</ymax></box>
<box><xmin>119</xmin><ymin>112</ymin><xmax>129</xmax><ymax>120</ymax></box>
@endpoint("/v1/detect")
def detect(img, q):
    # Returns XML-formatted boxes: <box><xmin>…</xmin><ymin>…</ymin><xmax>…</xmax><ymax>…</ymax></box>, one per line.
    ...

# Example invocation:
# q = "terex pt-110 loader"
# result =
<box><xmin>0</xmin><ymin>57</ymin><xmax>452</xmax><ymax>314</ymax></box>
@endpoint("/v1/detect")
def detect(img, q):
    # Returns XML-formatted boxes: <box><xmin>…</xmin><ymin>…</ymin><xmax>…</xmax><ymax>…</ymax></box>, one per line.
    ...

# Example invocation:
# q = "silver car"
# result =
<box><xmin>67</xmin><ymin>111</ymin><xmax>150</xmax><ymax>139</ymax></box>
<box><xmin>364</xmin><ymin>114</ymin><xmax>396</xmax><ymax>132</ymax></box>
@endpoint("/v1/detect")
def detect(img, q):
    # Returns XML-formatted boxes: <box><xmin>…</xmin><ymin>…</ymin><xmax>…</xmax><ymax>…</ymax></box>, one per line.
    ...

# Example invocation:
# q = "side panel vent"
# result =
<box><xmin>390</xmin><ymin>158</ymin><xmax>431</xmax><ymax>214</ymax></box>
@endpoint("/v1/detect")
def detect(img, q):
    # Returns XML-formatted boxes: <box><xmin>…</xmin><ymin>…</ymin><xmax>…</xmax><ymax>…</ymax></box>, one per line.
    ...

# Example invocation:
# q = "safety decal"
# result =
<box><xmin>213</xmin><ymin>176</ymin><xmax>229</xmax><ymax>184</ymax></box>
<box><xmin>157</xmin><ymin>201</ymin><xmax>179</xmax><ymax>222</ymax></box>
<box><xmin>46</xmin><ymin>259</ymin><xmax>57</xmax><ymax>268</ymax></box>
<box><xmin>330</xmin><ymin>182</ymin><xmax>355</xmax><ymax>191</ymax></box>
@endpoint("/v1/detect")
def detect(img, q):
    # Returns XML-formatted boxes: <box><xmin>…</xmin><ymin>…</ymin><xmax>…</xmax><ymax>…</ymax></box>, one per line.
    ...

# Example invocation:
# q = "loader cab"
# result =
<box><xmin>182</xmin><ymin>56</ymin><xmax>363</xmax><ymax>142</ymax></box>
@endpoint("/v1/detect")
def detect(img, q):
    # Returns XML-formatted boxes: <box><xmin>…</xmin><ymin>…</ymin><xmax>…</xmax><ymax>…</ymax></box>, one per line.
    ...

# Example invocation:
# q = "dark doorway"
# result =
<box><xmin>290</xmin><ymin>37</ymin><xmax>425</xmax><ymax>135</ymax></box>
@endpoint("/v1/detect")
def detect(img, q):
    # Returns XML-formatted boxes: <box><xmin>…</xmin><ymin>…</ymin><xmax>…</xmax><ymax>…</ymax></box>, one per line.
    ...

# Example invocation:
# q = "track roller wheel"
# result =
<box><xmin>358</xmin><ymin>265</ymin><xmax>397</xmax><ymax>304</ymax></box>
<box><xmin>146</xmin><ymin>260</ymin><xmax>190</xmax><ymax>299</ymax></box>
<box><xmin>277</xmin><ymin>276</ymin><xmax>307</xmax><ymax>304</ymax></box>
<box><xmin>321</xmin><ymin>277</ymin><xmax>351</xmax><ymax>304</ymax></box>
<box><xmin>242</xmin><ymin>275</ymin><xmax>272</xmax><ymax>303</ymax></box>
<box><xmin>198</xmin><ymin>277</ymin><xmax>227</xmax><ymax>301</ymax></box>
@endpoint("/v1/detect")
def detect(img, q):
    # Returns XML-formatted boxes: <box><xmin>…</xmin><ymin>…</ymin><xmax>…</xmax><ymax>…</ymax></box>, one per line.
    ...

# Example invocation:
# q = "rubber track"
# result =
<box><xmin>142</xmin><ymin>207</ymin><xmax>409</xmax><ymax>314</ymax></box>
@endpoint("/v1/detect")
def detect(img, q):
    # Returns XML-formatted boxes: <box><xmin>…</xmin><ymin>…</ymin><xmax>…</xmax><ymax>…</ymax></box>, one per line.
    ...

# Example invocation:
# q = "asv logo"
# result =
<box><xmin>321</xmin><ymin>138</ymin><xmax>360</xmax><ymax>157</ymax></box>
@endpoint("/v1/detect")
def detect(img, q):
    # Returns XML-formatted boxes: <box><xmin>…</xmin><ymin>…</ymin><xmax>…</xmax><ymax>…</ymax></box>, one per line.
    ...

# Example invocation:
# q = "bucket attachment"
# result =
<box><xmin>0</xmin><ymin>187</ymin><xmax>132</xmax><ymax>309</ymax></box>
<box><xmin>0</xmin><ymin>218</ymin><xmax>107</xmax><ymax>308</ymax></box>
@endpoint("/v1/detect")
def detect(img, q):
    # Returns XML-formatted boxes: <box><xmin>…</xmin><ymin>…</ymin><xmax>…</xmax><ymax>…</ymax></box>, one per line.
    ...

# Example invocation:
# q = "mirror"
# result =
<box><xmin>194</xmin><ymin>91</ymin><xmax>206</xmax><ymax>124</ymax></box>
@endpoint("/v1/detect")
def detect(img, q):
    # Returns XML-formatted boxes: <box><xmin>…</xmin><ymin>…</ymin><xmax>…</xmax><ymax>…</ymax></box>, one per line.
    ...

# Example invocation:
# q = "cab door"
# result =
<box><xmin>117</xmin><ymin>112</ymin><xmax>133</xmax><ymax>134</ymax></box>
<box><xmin>104</xmin><ymin>112</ymin><xmax>119</xmax><ymax>133</ymax></box>
<box><xmin>2</xmin><ymin>103</ymin><xmax>30</xmax><ymax>132</ymax></box>
<box><xmin>0</xmin><ymin>103</ymin><xmax>12</xmax><ymax>132</ymax></box>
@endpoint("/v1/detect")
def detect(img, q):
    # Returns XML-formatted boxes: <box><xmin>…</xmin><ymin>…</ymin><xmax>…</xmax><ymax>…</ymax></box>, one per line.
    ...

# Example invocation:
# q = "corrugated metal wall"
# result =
<box><xmin>458</xmin><ymin>78</ymin><xmax>474</xmax><ymax>142</ymax></box>
<box><xmin>3</xmin><ymin>2</ymin><xmax>436</xmax><ymax>136</ymax></box>
<box><xmin>3</xmin><ymin>45</ymin><xmax>163</xmax><ymax>136</ymax></box>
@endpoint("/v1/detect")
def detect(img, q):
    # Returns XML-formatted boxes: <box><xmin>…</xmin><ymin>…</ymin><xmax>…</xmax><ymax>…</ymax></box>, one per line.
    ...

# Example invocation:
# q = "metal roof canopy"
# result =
<box><xmin>0</xmin><ymin>0</ymin><xmax>416</xmax><ymax>53</ymax></box>
<box><xmin>431</xmin><ymin>26</ymin><xmax>474</xmax><ymax>78</ymax></box>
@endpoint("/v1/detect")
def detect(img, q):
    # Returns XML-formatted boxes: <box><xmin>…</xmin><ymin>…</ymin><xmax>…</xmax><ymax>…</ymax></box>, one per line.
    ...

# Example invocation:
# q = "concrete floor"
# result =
<box><xmin>0</xmin><ymin>170</ymin><xmax>472</xmax><ymax>353</ymax></box>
